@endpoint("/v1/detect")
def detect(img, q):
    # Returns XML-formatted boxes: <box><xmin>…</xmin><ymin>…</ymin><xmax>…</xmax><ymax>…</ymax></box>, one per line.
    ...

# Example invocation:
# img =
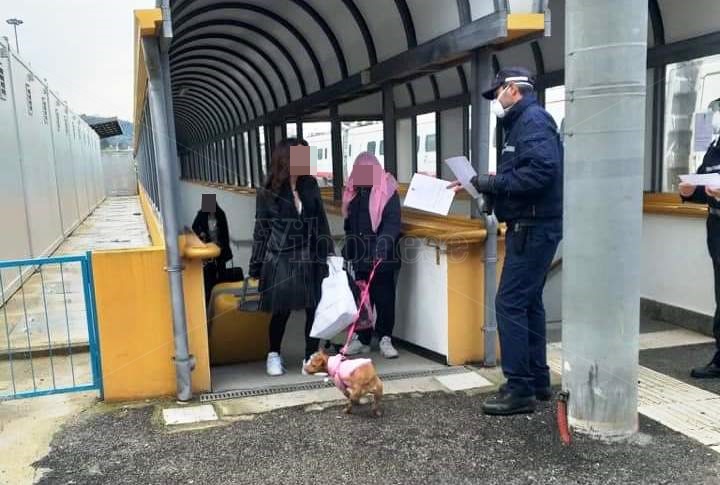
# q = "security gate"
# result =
<box><xmin>0</xmin><ymin>252</ymin><xmax>102</xmax><ymax>400</ymax></box>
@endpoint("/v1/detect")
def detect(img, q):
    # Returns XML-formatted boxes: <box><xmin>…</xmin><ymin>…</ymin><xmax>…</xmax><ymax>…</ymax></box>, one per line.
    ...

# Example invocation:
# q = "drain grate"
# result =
<box><xmin>200</xmin><ymin>366</ymin><xmax>471</xmax><ymax>402</ymax></box>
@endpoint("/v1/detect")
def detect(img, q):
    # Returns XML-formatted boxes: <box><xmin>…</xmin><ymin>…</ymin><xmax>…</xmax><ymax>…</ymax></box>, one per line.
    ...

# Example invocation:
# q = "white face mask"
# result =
<box><xmin>490</xmin><ymin>85</ymin><xmax>511</xmax><ymax>118</ymax></box>
<box><xmin>712</xmin><ymin>111</ymin><xmax>720</xmax><ymax>134</ymax></box>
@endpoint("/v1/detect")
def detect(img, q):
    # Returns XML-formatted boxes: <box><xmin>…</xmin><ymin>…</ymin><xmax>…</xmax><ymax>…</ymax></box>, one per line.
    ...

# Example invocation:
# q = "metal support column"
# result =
<box><xmin>142</xmin><ymin>35</ymin><xmax>194</xmax><ymax>402</ymax></box>
<box><xmin>470</xmin><ymin>48</ymin><xmax>498</xmax><ymax>367</ymax></box>
<box><xmin>330</xmin><ymin>105</ymin><xmax>344</xmax><ymax>200</ymax></box>
<box><xmin>382</xmin><ymin>85</ymin><xmax>398</xmax><ymax>176</ymax></box>
<box><xmin>563</xmin><ymin>0</ymin><xmax>647</xmax><ymax>440</ymax></box>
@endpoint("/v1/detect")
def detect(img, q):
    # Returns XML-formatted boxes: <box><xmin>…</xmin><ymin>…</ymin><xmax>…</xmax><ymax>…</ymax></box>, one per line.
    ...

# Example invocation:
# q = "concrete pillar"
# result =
<box><xmin>562</xmin><ymin>0</ymin><xmax>648</xmax><ymax>440</ymax></box>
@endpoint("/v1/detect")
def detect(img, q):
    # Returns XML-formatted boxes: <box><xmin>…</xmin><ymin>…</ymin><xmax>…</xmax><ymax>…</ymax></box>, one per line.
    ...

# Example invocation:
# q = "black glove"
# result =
<box><xmin>470</xmin><ymin>174</ymin><xmax>496</xmax><ymax>194</ymax></box>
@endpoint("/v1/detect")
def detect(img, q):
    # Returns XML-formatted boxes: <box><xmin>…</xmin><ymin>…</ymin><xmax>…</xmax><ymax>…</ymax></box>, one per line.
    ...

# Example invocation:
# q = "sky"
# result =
<box><xmin>0</xmin><ymin>0</ymin><xmax>155</xmax><ymax>121</ymax></box>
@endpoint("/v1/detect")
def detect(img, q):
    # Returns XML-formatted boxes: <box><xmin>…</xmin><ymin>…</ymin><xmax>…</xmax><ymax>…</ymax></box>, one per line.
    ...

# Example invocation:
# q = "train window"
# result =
<box><xmin>0</xmin><ymin>66</ymin><xmax>6</xmax><ymax>99</ymax></box>
<box><xmin>379</xmin><ymin>140</ymin><xmax>384</xmax><ymax>155</ymax></box>
<box><xmin>25</xmin><ymin>83</ymin><xmax>33</xmax><ymax>116</ymax></box>
<box><xmin>425</xmin><ymin>134</ymin><xmax>436</xmax><ymax>152</ymax></box>
<box><xmin>348</xmin><ymin>144</ymin><xmax>352</xmax><ymax>157</ymax></box>
<box><xmin>416</xmin><ymin>136</ymin><xmax>420</xmax><ymax>151</ymax></box>
<box><xmin>367</xmin><ymin>141</ymin><xmax>376</xmax><ymax>155</ymax></box>
<box><xmin>324</xmin><ymin>148</ymin><xmax>328</xmax><ymax>159</ymax></box>
<box><xmin>317</xmin><ymin>147</ymin><xmax>323</xmax><ymax>160</ymax></box>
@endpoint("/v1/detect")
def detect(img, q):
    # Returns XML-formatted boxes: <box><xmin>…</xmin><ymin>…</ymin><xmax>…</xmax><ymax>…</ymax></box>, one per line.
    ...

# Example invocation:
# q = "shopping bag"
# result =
<box><xmin>310</xmin><ymin>257</ymin><xmax>358</xmax><ymax>339</ymax></box>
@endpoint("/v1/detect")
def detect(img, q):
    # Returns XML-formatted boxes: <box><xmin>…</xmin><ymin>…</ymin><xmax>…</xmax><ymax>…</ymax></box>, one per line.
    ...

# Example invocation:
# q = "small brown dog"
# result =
<box><xmin>303</xmin><ymin>350</ymin><xmax>384</xmax><ymax>417</ymax></box>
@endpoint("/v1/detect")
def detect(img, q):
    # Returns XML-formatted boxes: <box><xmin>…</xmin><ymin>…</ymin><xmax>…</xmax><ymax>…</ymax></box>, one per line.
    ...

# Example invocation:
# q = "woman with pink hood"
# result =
<box><xmin>341</xmin><ymin>152</ymin><xmax>402</xmax><ymax>358</ymax></box>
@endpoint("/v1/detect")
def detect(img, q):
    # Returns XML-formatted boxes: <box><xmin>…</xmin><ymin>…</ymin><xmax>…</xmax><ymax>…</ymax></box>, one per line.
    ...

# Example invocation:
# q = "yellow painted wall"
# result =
<box><xmin>446</xmin><ymin>238</ymin><xmax>505</xmax><ymax>365</ymax></box>
<box><xmin>92</xmin><ymin>187</ymin><xmax>210</xmax><ymax>401</ymax></box>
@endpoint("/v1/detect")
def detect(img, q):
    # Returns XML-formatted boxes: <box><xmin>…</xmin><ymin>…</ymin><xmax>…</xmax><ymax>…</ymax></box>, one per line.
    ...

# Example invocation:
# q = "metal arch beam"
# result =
<box><xmin>172</xmin><ymin>72</ymin><xmax>247</xmax><ymax>126</ymax></box>
<box><xmin>171</xmin><ymin>82</ymin><xmax>234</xmax><ymax>135</ymax></box>
<box><xmin>393</xmin><ymin>0</ymin><xmax>442</xmax><ymax>104</ymax></box>
<box><xmin>289</xmin><ymin>0</ymin><xmax>349</xmax><ymax>78</ymax></box>
<box><xmin>171</xmin><ymin>58</ymin><xmax>265</xmax><ymax>119</ymax></box>
<box><xmin>173</xmin><ymin>112</ymin><xmax>203</xmax><ymax>146</ymax></box>
<box><xmin>172</xmin><ymin>3</ymin><xmax>326</xmax><ymax>89</ymax></box>
<box><xmin>406</xmin><ymin>83</ymin><xmax>416</xmax><ymax>106</ymax></box>
<box><xmin>171</xmin><ymin>61</ymin><xmax>258</xmax><ymax>119</ymax></box>
<box><xmin>173</xmin><ymin>105</ymin><xmax>212</xmax><ymax>145</ymax></box>
<box><xmin>170</xmin><ymin>35</ymin><xmax>288</xmax><ymax>106</ymax></box>
<box><xmin>648</xmin><ymin>0</ymin><xmax>666</xmax><ymax>46</ymax></box>
<box><xmin>172</xmin><ymin>67</ymin><xmax>251</xmax><ymax>124</ymax></box>
<box><xmin>172</xmin><ymin>108</ymin><xmax>204</xmax><ymax>143</ymax></box>
<box><xmin>430</xmin><ymin>75</ymin><xmax>440</xmax><ymax>100</ymax></box>
<box><xmin>531</xmin><ymin>40</ymin><xmax>545</xmax><ymax>105</ymax></box>
<box><xmin>171</xmin><ymin>77</ymin><xmax>242</xmax><ymax>130</ymax></box>
<box><xmin>341</xmin><ymin>0</ymin><xmax>377</xmax><ymax>65</ymax></box>
<box><xmin>493</xmin><ymin>0</ymin><xmax>510</xmax><ymax>11</ymax></box>
<box><xmin>173</xmin><ymin>103</ymin><xmax>221</xmax><ymax>147</ymax></box>
<box><xmin>171</xmin><ymin>19</ymin><xmax>308</xmax><ymax>96</ymax></box>
<box><xmin>168</xmin><ymin>103</ymin><xmax>209</xmax><ymax>143</ymax></box>
<box><xmin>457</xmin><ymin>65</ymin><xmax>469</xmax><ymax>93</ymax></box>
<box><xmin>173</xmin><ymin>96</ymin><xmax>225</xmax><ymax>141</ymax></box>
<box><xmin>456</xmin><ymin>0</ymin><xmax>471</xmax><ymax>24</ymax></box>
<box><xmin>174</xmin><ymin>115</ymin><xmax>203</xmax><ymax>146</ymax></box>
<box><xmin>172</xmin><ymin>48</ymin><xmax>276</xmax><ymax>111</ymax></box>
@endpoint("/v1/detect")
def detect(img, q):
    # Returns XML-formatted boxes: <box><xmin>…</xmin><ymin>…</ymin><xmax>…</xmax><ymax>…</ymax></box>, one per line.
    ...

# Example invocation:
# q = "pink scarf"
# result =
<box><xmin>342</xmin><ymin>152</ymin><xmax>399</xmax><ymax>233</ymax></box>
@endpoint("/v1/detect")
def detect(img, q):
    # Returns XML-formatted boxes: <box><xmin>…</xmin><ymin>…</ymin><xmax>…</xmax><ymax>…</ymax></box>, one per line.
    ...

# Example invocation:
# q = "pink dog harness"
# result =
<box><xmin>327</xmin><ymin>354</ymin><xmax>372</xmax><ymax>393</ymax></box>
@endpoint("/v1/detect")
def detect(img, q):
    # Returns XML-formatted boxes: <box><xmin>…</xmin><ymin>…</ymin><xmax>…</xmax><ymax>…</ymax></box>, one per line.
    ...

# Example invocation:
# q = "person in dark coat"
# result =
<box><xmin>341</xmin><ymin>152</ymin><xmax>402</xmax><ymax>358</ymax></box>
<box><xmin>450</xmin><ymin>67</ymin><xmax>563</xmax><ymax>416</ymax></box>
<box><xmin>192</xmin><ymin>194</ymin><xmax>233</xmax><ymax>305</ymax></box>
<box><xmin>679</xmin><ymin>97</ymin><xmax>720</xmax><ymax>379</ymax></box>
<box><xmin>249</xmin><ymin>138</ymin><xmax>334</xmax><ymax>376</ymax></box>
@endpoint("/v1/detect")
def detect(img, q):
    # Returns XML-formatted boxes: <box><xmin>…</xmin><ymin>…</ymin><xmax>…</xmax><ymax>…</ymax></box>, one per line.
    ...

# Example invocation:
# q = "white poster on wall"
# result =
<box><xmin>694</xmin><ymin>112</ymin><xmax>714</xmax><ymax>152</ymax></box>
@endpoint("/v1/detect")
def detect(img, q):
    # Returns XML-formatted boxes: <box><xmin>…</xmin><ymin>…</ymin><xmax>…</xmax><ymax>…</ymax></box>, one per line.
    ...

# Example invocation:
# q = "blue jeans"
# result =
<box><xmin>496</xmin><ymin>220</ymin><xmax>562</xmax><ymax>396</ymax></box>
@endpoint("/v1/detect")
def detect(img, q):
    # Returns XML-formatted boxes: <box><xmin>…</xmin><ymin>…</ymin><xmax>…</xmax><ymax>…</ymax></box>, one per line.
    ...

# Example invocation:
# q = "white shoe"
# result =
<box><xmin>379</xmin><ymin>336</ymin><xmax>399</xmax><ymax>359</ymax></box>
<box><xmin>344</xmin><ymin>334</ymin><xmax>370</xmax><ymax>355</ymax></box>
<box><xmin>266</xmin><ymin>352</ymin><xmax>285</xmax><ymax>376</ymax></box>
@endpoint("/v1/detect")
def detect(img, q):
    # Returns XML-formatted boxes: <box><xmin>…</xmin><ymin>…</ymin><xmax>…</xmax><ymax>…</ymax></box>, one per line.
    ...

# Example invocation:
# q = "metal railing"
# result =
<box><xmin>0</xmin><ymin>252</ymin><xmax>102</xmax><ymax>400</ymax></box>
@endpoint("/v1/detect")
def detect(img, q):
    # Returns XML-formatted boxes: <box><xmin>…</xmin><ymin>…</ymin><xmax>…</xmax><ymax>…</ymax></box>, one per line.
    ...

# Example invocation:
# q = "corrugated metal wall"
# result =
<box><xmin>0</xmin><ymin>42</ymin><xmax>104</xmax><ymax>275</ymax></box>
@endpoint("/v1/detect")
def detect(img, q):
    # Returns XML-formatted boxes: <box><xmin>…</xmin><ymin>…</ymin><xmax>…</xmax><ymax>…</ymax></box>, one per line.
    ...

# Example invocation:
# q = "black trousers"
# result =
<box><xmin>707</xmin><ymin>216</ymin><xmax>720</xmax><ymax>351</ymax></box>
<box><xmin>356</xmin><ymin>270</ymin><xmax>397</xmax><ymax>345</ymax></box>
<box><xmin>203</xmin><ymin>261</ymin><xmax>222</xmax><ymax>305</ymax></box>
<box><xmin>269</xmin><ymin>308</ymin><xmax>319</xmax><ymax>360</ymax></box>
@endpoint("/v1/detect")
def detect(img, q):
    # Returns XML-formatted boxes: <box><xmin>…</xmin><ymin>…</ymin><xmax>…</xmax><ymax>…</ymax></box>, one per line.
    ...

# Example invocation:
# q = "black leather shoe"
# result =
<box><xmin>482</xmin><ymin>389</ymin><xmax>536</xmax><ymax>416</ymax></box>
<box><xmin>535</xmin><ymin>387</ymin><xmax>553</xmax><ymax>401</ymax></box>
<box><xmin>500</xmin><ymin>383</ymin><xmax>553</xmax><ymax>402</ymax></box>
<box><xmin>690</xmin><ymin>353</ymin><xmax>720</xmax><ymax>379</ymax></box>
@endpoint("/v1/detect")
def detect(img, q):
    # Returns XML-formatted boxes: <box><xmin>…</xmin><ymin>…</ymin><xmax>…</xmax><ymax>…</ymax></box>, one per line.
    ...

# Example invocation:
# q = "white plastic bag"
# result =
<box><xmin>310</xmin><ymin>257</ymin><xmax>358</xmax><ymax>339</ymax></box>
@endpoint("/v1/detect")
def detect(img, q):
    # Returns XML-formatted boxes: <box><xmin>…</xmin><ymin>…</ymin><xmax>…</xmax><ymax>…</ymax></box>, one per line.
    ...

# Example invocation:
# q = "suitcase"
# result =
<box><xmin>208</xmin><ymin>278</ymin><xmax>270</xmax><ymax>365</ymax></box>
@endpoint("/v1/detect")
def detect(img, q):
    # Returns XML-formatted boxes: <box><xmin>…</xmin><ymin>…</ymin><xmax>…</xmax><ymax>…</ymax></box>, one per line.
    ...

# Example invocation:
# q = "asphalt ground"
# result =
<box><xmin>35</xmin><ymin>391</ymin><xmax>720</xmax><ymax>485</ymax></box>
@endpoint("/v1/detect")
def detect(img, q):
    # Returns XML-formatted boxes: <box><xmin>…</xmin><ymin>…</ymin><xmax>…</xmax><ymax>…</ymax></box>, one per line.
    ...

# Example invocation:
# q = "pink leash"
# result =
<box><xmin>340</xmin><ymin>259</ymin><xmax>382</xmax><ymax>356</ymax></box>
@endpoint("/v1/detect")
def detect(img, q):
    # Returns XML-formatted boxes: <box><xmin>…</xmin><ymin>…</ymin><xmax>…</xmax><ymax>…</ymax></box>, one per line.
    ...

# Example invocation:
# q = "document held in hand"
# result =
<box><xmin>403</xmin><ymin>173</ymin><xmax>455</xmax><ymax>216</ymax></box>
<box><xmin>444</xmin><ymin>156</ymin><xmax>481</xmax><ymax>199</ymax></box>
<box><xmin>679</xmin><ymin>173</ymin><xmax>720</xmax><ymax>187</ymax></box>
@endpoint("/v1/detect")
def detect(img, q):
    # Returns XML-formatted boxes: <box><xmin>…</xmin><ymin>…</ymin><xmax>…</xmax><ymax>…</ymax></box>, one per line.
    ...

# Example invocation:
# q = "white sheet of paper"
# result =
<box><xmin>404</xmin><ymin>173</ymin><xmax>455</xmax><ymax>216</ymax></box>
<box><xmin>679</xmin><ymin>173</ymin><xmax>720</xmax><ymax>186</ymax></box>
<box><xmin>444</xmin><ymin>156</ymin><xmax>481</xmax><ymax>199</ymax></box>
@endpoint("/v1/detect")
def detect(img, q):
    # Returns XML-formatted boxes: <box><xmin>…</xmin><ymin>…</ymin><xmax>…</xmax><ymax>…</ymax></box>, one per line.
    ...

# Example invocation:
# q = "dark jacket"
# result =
<box><xmin>473</xmin><ymin>95</ymin><xmax>563</xmax><ymax>223</ymax></box>
<box><xmin>681</xmin><ymin>139</ymin><xmax>720</xmax><ymax>209</ymax></box>
<box><xmin>249</xmin><ymin>176</ymin><xmax>333</xmax><ymax>278</ymax></box>
<box><xmin>192</xmin><ymin>205</ymin><xmax>232</xmax><ymax>264</ymax></box>
<box><xmin>342</xmin><ymin>188</ymin><xmax>402</xmax><ymax>274</ymax></box>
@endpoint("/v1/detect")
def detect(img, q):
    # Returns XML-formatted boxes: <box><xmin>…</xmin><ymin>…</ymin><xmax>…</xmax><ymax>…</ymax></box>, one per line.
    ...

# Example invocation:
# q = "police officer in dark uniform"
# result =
<box><xmin>450</xmin><ymin>67</ymin><xmax>563</xmax><ymax>415</ymax></box>
<box><xmin>679</xmin><ymin>97</ymin><xmax>720</xmax><ymax>379</ymax></box>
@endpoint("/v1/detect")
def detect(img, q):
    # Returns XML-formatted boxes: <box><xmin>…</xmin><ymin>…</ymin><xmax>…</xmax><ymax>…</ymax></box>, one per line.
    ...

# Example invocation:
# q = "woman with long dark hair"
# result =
<box><xmin>249</xmin><ymin>138</ymin><xmax>334</xmax><ymax>376</ymax></box>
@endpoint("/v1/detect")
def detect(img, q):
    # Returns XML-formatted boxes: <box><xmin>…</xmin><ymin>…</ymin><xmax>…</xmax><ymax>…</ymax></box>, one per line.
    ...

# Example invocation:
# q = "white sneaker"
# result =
<box><xmin>379</xmin><ymin>336</ymin><xmax>399</xmax><ymax>359</ymax></box>
<box><xmin>344</xmin><ymin>334</ymin><xmax>371</xmax><ymax>355</ymax></box>
<box><xmin>266</xmin><ymin>352</ymin><xmax>285</xmax><ymax>376</ymax></box>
